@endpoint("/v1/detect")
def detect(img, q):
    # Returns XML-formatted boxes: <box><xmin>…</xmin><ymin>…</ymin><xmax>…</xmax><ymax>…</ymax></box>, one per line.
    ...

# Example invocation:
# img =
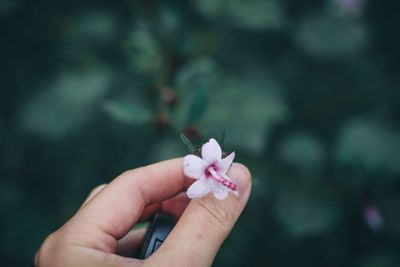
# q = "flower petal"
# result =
<box><xmin>218</xmin><ymin>152</ymin><xmax>235</xmax><ymax>174</ymax></box>
<box><xmin>186</xmin><ymin>179</ymin><xmax>211</xmax><ymax>199</ymax></box>
<box><xmin>201</xmin><ymin>138</ymin><xmax>222</xmax><ymax>164</ymax></box>
<box><xmin>183</xmin><ymin>155</ymin><xmax>208</xmax><ymax>179</ymax></box>
<box><xmin>211</xmin><ymin>180</ymin><xmax>229</xmax><ymax>200</ymax></box>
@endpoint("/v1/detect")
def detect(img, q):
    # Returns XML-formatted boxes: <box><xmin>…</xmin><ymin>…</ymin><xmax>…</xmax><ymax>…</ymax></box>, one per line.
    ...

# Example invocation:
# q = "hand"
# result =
<box><xmin>35</xmin><ymin>158</ymin><xmax>251</xmax><ymax>267</ymax></box>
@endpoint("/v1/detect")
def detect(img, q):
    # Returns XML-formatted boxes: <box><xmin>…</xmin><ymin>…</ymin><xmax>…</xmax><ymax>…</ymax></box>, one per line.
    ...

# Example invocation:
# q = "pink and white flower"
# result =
<box><xmin>183</xmin><ymin>138</ymin><xmax>238</xmax><ymax>200</ymax></box>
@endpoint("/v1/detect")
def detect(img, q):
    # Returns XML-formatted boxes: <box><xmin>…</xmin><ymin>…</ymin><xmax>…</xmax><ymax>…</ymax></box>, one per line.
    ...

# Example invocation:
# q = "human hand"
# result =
<box><xmin>35</xmin><ymin>158</ymin><xmax>251</xmax><ymax>267</ymax></box>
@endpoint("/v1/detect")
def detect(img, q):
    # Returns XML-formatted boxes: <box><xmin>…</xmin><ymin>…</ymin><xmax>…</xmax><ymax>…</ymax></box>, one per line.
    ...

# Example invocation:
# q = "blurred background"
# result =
<box><xmin>1</xmin><ymin>0</ymin><xmax>400</xmax><ymax>266</ymax></box>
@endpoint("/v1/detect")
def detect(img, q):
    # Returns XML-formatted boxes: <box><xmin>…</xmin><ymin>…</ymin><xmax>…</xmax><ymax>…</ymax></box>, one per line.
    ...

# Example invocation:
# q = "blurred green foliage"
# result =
<box><xmin>1</xmin><ymin>0</ymin><xmax>400</xmax><ymax>266</ymax></box>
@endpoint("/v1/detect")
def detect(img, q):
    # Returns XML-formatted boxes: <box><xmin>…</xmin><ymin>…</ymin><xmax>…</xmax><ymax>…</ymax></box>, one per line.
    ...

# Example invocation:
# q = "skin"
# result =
<box><xmin>35</xmin><ymin>158</ymin><xmax>252</xmax><ymax>267</ymax></box>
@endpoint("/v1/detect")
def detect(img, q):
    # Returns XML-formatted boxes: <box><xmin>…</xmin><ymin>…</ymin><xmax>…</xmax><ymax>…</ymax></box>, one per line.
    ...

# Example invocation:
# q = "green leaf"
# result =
<box><xmin>220</xmin><ymin>126</ymin><xmax>228</xmax><ymax>150</ymax></box>
<box><xmin>192</xmin><ymin>0</ymin><xmax>285</xmax><ymax>31</ymax></box>
<box><xmin>18</xmin><ymin>68</ymin><xmax>112</xmax><ymax>139</ymax></box>
<box><xmin>274</xmin><ymin>190</ymin><xmax>340</xmax><ymax>237</ymax></box>
<box><xmin>198</xmin><ymin>70</ymin><xmax>288</xmax><ymax>154</ymax></box>
<box><xmin>187</xmin><ymin>86</ymin><xmax>209</xmax><ymax>124</ymax></box>
<box><xmin>335</xmin><ymin>118</ymin><xmax>400</xmax><ymax>175</ymax></box>
<box><xmin>295</xmin><ymin>11</ymin><xmax>367</xmax><ymax>58</ymax></box>
<box><xmin>278</xmin><ymin>133</ymin><xmax>324</xmax><ymax>177</ymax></box>
<box><xmin>180</xmin><ymin>133</ymin><xmax>195</xmax><ymax>153</ymax></box>
<box><xmin>150</xmin><ymin>136</ymin><xmax>187</xmax><ymax>162</ymax></box>
<box><xmin>103</xmin><ymin>100</ymin><xmax>152</xmax><ymax>125</ymax></box>
<box><xmin>171</xmin><ymin>57</ymin><xmax>217</xmax><ymax>130</ymax></box>
<box><xmin>126</xmin><ymin>26</ymin><xmax>163</xmax><ymax>74</ymax></box>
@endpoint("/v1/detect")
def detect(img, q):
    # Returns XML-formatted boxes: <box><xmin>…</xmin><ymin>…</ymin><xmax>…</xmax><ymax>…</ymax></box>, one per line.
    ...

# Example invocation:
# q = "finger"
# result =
<box><xmin>82</xmin><ymin>186</ymin><xmax>188</xmax><ymax>221</ymax></box>
<box><xmin>117</xmin><ymin>192</ymin><xmax>189</xmax><ymax>258</ymax></box>
<box><xmin>35</xmin><ymin>232</ymin><xmax>141</xmax><ymax>267</ymax></box>
<box><xmin>117</xmin><ymin>228</ymin><xmax>147</xmax><ymax>257</ymax></box>
<box><xmin>64</xmin><ymin>158</ymin><xmax>191</xmax><ymax>252</ymax></box>
<box><xmin>116</xmin><ymin>193</ymin><xmax>189</xmax><ymax>258</ymax></box>
<box><xmin>148</xmin><ymin>163</ymin><xmax>252</xmax><ymax>266</ymax></box>
<box><xmin>140</xmin><ymin>192</ymin><xmax>190</xmax><ymax>220</ymax></box>
<box><xmin>80</xmin><ymin>184</ymin><xmax>107</xmax><ymax>208</ymax></box>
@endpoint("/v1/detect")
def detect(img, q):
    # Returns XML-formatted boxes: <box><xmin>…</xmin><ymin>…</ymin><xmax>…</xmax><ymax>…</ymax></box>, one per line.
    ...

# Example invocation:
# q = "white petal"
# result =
<box><xmin>211</xmin><ymin>180</ymin><xmax>229</xmax><ymax>200</ymax></box>
<box><xmin>183</xmin><ymin>155</ymin><xmax>208</xmax><ymax>179</ymax></box>
<box><xmin>186</xmin><ymin>179</ymin><xmax>211</xmax><ymax>199</ymax></box>
<box><xmin>218</xmin><ymin>152</ymin><xmax>235</xmax><ymax>174</ymax></box>
<box><xmin>201</xmin><ymin>138</ymin><xmax>222</xmax><ymax>164</ymax></box>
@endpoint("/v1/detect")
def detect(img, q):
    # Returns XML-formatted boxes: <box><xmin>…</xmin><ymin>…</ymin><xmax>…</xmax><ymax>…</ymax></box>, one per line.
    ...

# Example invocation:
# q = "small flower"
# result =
<box><xmin>183</xmin><ymin>138</ymin><xmax>238</xmax><ymax>200</ymax></box>
<box><xmin>363</xmin><ymin>205</ymin><xmax>384</xmax><ymax>232</ymax></box>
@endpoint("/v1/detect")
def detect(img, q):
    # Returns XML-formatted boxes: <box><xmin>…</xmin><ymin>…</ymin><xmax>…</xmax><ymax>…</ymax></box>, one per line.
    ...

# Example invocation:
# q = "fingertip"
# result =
<box><xmin>228</xmin><ymin>163</ymin><xmax>252</xmax><ymax>200</ymax></box>
<box><xmin>151</xmin><ymin>162</ymin><xmax>252</xmax><ymax>266</ymax></box>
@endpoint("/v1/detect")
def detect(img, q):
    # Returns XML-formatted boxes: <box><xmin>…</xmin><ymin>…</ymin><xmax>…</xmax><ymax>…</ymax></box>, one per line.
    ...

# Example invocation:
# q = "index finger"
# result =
<box><xmin>65</xmin><ymin>158</ymin><xmax>191</xmax><ymax>251</ymax></box>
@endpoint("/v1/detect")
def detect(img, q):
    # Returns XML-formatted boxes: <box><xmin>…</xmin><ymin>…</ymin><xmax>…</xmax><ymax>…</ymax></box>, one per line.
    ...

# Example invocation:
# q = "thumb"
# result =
<box><xmin>147</xmin><ymin>163</ymin><xmax>252</xmax><ymax>267</ymax></box>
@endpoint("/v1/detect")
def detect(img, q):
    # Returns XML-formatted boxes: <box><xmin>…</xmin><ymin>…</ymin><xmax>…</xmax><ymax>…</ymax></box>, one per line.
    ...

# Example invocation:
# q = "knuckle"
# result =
<box><xmin>195</xmin><ymin>198</ymin><xmax>232</xmax><ymax>234</ymax></box>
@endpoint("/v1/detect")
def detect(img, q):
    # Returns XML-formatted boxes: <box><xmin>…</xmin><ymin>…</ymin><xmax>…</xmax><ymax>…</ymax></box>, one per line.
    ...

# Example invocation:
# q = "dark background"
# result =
<box><xmin>1</xmin><ymin>0</ymin><xmax>400</xmax><ymax>266</ymax></box>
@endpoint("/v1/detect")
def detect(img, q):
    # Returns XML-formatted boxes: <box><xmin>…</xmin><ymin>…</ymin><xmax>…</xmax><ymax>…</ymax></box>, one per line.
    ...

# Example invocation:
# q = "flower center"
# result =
<box><xmin>206</xmin><ymin>166</ymin><xmax>238</xmax><ymax>192</ymax></box>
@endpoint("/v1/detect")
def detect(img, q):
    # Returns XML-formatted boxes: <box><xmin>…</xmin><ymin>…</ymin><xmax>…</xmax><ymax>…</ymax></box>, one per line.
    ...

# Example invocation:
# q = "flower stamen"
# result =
<box><xmin>207</xmin><ymin>167</ymin><xmax>238</xmax><ymax>192</ymax></box>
